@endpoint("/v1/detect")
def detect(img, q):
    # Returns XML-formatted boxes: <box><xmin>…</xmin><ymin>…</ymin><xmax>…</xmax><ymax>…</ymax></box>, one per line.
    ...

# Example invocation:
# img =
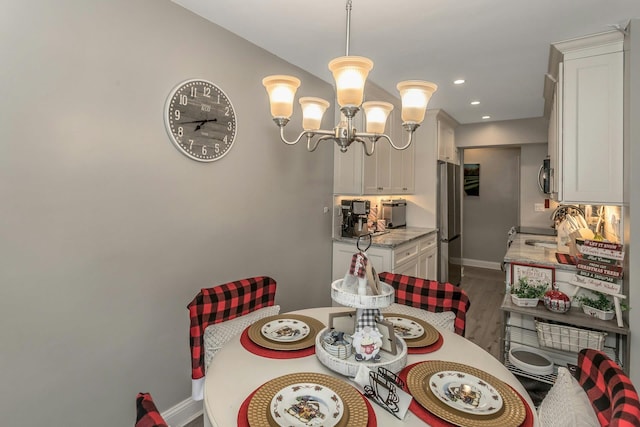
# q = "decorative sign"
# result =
<box><xmin>571</xmin><ymin>239</ymin><xmax>624</xmax><ymax>295</ymax></box>
<box><xmin>510</xmin><ymin>263</ymin><xmax>555</xmax><ymax>287</ymax></box>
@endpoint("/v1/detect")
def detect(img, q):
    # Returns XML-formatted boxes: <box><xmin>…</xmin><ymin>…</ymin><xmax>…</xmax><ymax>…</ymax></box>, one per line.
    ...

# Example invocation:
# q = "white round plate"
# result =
<box><xmin>261</xmin><ymin>318</ymin><xmax>311</xmax><ymax>343</ymax></box>
<box><xmin>270</xmin><ymin>382</ymin><xmax>344</xmax><ymax>427</ymax></box>
<box><xmin>385</xmin><ymin>316</ymin><xmax>425</xmax><ymax>340</ymax></box>
<box><xmin>428</xmin><ymin>371</ymin><xmax>503</xmax><ymax>415</ymax></box>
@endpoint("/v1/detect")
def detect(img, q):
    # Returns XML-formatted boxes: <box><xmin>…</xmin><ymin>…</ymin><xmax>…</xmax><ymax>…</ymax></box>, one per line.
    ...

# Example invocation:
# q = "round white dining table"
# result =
<box><xmin>203</xmin><ymin>307</ymin><xmax>539</xmax><ymax>427</ymax></box>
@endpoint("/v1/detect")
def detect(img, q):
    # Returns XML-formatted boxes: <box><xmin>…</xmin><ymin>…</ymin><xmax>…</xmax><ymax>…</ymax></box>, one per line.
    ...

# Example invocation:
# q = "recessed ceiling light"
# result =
<box><xmin>482</xmin><ymin>115</ymin><xmax>491</xmax><ymax>120</ymax></box>
<box><xmin>470</xmin><ymin>101</ymin><xmax>480</xmax><ymax>105</ymax></box>
<box><xmin>453</xmin><ymin>79</ymin><xmax>465</xmax><ymax>85</ymax></box>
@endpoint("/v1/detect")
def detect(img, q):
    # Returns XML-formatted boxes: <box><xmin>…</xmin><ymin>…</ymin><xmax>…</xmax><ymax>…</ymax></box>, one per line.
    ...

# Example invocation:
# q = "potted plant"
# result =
<box><xmin>510</xmin><ymin>278</ymin><xmax>548</xmax><ymax>307</ymax></box>
<box><xmin>574</xmin><ymin>292</ymin><xmax>628</xmax><ymax>321</ymax></box>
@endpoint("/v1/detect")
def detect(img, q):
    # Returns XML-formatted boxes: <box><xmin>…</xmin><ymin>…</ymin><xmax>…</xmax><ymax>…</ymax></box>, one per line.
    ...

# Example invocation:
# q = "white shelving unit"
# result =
<box><xmin>500</xmin><ymin>295</ymin><xmax>629</xmax><ymax>384</ymax></box>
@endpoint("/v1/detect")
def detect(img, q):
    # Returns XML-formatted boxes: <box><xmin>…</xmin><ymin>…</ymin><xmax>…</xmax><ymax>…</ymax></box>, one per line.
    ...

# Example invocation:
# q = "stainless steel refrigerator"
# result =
<box><xmin>437</xmin><ymin>161</ymin><xmax>462</xmax><ymax>285</ymax></box>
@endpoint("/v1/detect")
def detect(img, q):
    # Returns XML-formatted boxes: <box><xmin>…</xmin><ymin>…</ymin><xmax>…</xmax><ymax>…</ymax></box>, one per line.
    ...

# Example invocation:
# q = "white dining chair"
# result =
<box><xmin>187</xmin><ymin>276</ymin><xmax>279</xmax><ymax>401</ymax></box>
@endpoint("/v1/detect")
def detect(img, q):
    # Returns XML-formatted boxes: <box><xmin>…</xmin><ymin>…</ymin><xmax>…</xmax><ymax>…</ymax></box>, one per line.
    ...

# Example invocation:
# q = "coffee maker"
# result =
<box><xmin>341</xmin><ymin>199</ymin><xmax>370</xmax><ymax>237</ymax></box>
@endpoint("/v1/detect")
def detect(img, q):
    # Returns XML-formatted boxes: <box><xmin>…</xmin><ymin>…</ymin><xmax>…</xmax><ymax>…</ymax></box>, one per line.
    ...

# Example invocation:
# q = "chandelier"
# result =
<box><xmin>262</xmin><ymin>0</ymin><xmax>437</xmax><ymax>156</ymax></box>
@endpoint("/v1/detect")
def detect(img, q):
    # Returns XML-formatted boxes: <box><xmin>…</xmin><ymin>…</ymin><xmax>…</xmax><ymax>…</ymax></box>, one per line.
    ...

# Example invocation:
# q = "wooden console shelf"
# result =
<box><xmin>500</xmin><ymin>295</ymin><xmax>629</xmax><ymax>336</ymax></box>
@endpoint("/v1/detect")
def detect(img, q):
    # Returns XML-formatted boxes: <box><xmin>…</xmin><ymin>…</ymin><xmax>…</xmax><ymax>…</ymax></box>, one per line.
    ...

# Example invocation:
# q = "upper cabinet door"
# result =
<box><xmin>333</xmin><ymin>83</ymin><xmax>415</xmax><ymax>195</ymax></box>
<box><xmin>437</xmin><ymin>115</ymin><xmax>459</xmax><ymax>165</ymax></box>
<box><xmin>562</xmin><ymin>50</ymin><xmax>623</xmax><ymax>204</ymax></box>
<box><xmin>550</xmin><ymin>30</ymin><xmax>624</xmax><ymax>205</ymax></box>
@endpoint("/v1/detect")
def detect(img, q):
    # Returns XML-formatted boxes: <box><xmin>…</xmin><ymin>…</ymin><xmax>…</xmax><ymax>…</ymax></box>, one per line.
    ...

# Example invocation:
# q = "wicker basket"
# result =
<box><xmin>535</xmin><ymin>320</ymin><xmax>607</xmax><ymax>352</ymax></box>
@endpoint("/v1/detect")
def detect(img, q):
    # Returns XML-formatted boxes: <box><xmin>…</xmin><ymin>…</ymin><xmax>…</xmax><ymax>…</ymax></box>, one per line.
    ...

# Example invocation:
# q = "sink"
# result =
<box><xmin>524</xmin><ymin>239</ymin><xmax>557</xmax><ymax>249</ymax></box>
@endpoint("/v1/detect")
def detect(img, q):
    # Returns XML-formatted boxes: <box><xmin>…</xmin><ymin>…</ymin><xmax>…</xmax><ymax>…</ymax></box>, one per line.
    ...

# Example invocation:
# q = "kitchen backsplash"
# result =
<box><xmin>332</xmin><ymin>195</ymin><xmax>412</xmax><ymax>238</ymax></box>
<box><xmin>583</xmin><ymin>204</ymin><xmax>622</xmax><ymax>242</ymax></box>
<box><xmin>333</xmin><ymin>197</ymin><xmax>623</xmax><ymax>244</ymax></box>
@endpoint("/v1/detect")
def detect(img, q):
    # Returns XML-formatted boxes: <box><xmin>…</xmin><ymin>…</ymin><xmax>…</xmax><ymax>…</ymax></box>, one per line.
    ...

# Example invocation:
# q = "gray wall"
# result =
<box><xmin>625</xmin><ymin>19</ymin><xmax>640</xmax><ymax>386</ymax></box>
<box><xmin>457</xmin><ymin>117</ymin><xmax>548</xmax><ymax>148</ymax></box>
<box><xmin>456</xmin><ymin>120</ymin><xmax>552</xmax><ymax>267</ymax></box>
<box><xmin>0</xmin><ymin>1</ymin><xmax>334</xmax><ymax>425</ymax></box>
<box><xmin>462</xmin><ymin>148</ymin><xmax>520</xmax><ymax>266</ymax></box>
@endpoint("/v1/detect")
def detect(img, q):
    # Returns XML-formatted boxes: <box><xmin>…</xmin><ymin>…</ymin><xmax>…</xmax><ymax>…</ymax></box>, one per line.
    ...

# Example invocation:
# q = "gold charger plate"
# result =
<box><xmin>248</xmin><ymin>314</ymin><xmax>325</xmax><ymax>351</ymax></box>
<box><xmin>384</xmin><ymin>313</ymin><xmax>439</xmax><ymax>348</ymax></box>
<box><xmin>407</xmin><ymin>361</ymin><xmax>526</xmax><ymax>427</ymax></box>
<box><xmin>247</xmin><ymin>372</ymin><xmax>368</xmax><ymax>427</ymax></box>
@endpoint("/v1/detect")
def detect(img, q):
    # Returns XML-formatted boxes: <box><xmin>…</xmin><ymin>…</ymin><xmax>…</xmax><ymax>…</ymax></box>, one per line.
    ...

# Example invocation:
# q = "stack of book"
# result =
<box><xmin>574</xmin><ymin>240</ymin><xmax>624</xmax><ymax>294</ymax></box>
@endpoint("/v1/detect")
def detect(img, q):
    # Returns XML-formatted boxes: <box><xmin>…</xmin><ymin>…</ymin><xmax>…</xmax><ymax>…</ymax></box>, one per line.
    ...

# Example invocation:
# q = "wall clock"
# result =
<box><xmin>164</xmin><ymin>79</ymin><xmax>237</xmax><ymax>162</ymax></box>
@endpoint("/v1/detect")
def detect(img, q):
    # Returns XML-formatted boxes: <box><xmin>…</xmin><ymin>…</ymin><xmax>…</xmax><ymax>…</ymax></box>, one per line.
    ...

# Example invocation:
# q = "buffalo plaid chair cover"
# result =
<box><xmin>378</xmin><ymin>272</ymin><xmax>470</xmax><ymax>336</ymax></box>
<box><xmin>135</xmin><ymin>393</ymin><xmax>168</xmax><ymax>427</ymax></box>
<box><xmin>188</xmin><ymin>276</ymin><xmax>277</xmax><ymax>394</ymax></box>
<box><xmin>576</xmin><ymin>349</ymin><xmax>640</xmax><ymax>427</ymax></box>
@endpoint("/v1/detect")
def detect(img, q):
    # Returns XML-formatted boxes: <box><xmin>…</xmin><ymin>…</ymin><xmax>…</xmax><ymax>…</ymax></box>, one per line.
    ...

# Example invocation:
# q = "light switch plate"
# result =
<box><xmin>534</xmin><ymin>203</ymin><xmax>545</xmax><ymax>212</ymax></box>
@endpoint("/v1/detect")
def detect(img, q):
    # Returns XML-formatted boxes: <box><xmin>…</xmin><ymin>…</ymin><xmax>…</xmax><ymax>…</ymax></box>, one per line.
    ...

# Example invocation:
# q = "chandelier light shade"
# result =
<box><xmin>328</xmin><ymin>56</ymin><xmax>374</xmax><ymax>108</ymax></box>
<box><xmin>299</xmin><ymin>97</ymin><xmax>330</xmax><ymax>130</ymax></box>
<box><xmin>362</xmin><ymin>101</ymin><xmax>393</xmax><ymax>134</ymax></box>
<box><xmin>397</xmin><ymin>80</ymin><xmax>438</xmax><ymax>124</ymax></box>
<box><xmin>262</xmin><ymin>75</ymin><xmax>301</xmax><ymax>119</ymax></box>
<box><xmin>261</xmin><ymin>0</ymin><xmax>437</xmax><ymax>155</ymax></box>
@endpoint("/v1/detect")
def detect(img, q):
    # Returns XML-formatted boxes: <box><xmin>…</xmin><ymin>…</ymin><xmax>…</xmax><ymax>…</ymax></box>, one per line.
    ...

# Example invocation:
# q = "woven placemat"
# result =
<box><xmin>383</xmin><ymin>313</ymin><xmax>440</xmax><ymax>348</ymax></box>
<box><xmin>248</xmin><ymin>314</ymin><xmax>325</xmax><ymax>351</ymax></box>
<box><xmin>407</xmin><ymin>361</ymin><xmax>526</xmax><ymax>427</ymax></box>
<box><xmin>246</xmin><ymin>372</ymin><xmax>368</xmax><ymax>427</ymax></box>
<box><xmin>407</xmin><ymin>333</ymin><xmax>444</xmax><ymax>354</ymax></box>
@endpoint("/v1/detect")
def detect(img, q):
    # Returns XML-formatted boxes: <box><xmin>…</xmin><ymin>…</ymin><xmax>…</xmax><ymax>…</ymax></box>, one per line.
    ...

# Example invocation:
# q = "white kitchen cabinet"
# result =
<box><xmin>548</xmin><ymin>31</ymin><xmax>623</xmax><ymax>204</ymax></box>
<box><xmin>423</xmin><ymin>109</ymin><xmax>459</xmax><ymax>165</ymax></box>
<box><xmin>333</xmin><ymin>84</ymin><xmax>414</xmax><ymax>195</ymax></box>
<box><xmin>438</xmin><ymin>118</ymin><xmax>457</xmax><ymax>165</ymax></box>
<box><xmin>332</xmin><ymin>242</ymin><xmax>391</xmax><ymax>280</ymax></box>
<box><xmin>418</xmin><ymin>237</ymin><xmax>438</xmax><ymax>281</ymax></box>
<box><xmin>331</xmin><ymin>233</ymin><xmax>437</xmax><ymax>281</ymax></box>
<box><xmin>362</xmin><ymin>129</ymin><xmax>392</xmax><ymax>194</ymax></box>
<box><xmin>388</xmin><ymin>134</ymin><xmax>415</xmax><ymax>194</ymax></box>
<box><xmin>394</xmin><ymin>259</ymin><xmax>420</xmax><ymax>277</ymax></box>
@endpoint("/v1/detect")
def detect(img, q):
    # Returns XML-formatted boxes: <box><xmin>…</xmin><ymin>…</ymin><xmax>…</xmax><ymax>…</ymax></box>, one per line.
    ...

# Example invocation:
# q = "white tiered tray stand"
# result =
<box><xmin>315</xmin><ymin>279</ymin><xmax>408</xmax><ymax>377</ymax></box>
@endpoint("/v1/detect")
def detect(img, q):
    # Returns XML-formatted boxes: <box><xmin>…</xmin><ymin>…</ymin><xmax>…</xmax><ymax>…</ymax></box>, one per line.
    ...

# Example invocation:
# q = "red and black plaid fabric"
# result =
<box><xmin>135</xmin><ymin>393</ymin><xmax>168</xmax><ymax>427</ymax></box>
<box><xmin>576</xmin><ymin>349</ymin><xmax>640</xmax><ymax>427</ymax></box>
<box><xmin>187</xmin><ymin>276</ymin><xmax>277</xmax><ymax>380</ymax></box>
<box><xmin>378</xmin><ymin>272</ymin><xmax>470</xmax><ymax>336</ymax></box>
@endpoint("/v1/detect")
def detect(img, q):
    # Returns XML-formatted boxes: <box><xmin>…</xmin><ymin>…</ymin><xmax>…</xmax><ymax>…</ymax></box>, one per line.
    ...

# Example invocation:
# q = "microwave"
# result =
<box><xmin>539</xmin><ymin>157</ymin><xmax>551</xmax><ymax>194</ymax></box>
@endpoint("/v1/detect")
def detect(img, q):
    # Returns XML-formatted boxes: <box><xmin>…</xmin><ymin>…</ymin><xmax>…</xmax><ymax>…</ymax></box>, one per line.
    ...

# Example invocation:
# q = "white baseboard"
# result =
<box><xmin>462</xmin><ymin>258</ymin><xmax>502</xmax><ymax>271</ymax></box>
<box><xmin>161</xmin><ymin>397</ymin><xmax>202</xmax><ymax>427</ymax></box>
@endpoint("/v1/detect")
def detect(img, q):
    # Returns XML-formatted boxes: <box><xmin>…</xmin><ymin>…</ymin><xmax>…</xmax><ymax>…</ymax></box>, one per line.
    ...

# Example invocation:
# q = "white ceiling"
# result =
<box><xmin>172</xmin><ymin>0</ymin><xmax>640</xmax><ymax>124</ymax></box>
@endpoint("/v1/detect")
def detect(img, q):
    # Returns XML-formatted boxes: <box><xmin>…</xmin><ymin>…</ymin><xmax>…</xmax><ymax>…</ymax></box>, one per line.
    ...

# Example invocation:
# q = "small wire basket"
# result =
<box><xmin>535</xmin><ymin>320</ymin><xmax>606</xmax><ymax>352</ymax></box>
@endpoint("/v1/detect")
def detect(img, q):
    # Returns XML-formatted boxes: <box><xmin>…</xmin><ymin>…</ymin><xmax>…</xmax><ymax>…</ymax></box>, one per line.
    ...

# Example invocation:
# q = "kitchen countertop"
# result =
<box><xmin>504</xmin><ymin>233</ymin><xmax>577</xmax><ymax>271</ymax></box>
<box><xmin>333</xmin><ymin>226</ymin><xmax>438</xmax><ymax>248</ymax></box>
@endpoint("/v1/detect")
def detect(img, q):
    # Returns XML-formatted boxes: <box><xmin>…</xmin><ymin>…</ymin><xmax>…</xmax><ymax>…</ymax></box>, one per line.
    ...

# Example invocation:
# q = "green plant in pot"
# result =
<box><xmin>574</xmin><ymin>291</ymin><xmax>628</xmax><ymax>320</ymax></box>
<box><xmin>510</xmin><ymin>277</ymin><xmax>548</xmax><ymax>307</ymax></box>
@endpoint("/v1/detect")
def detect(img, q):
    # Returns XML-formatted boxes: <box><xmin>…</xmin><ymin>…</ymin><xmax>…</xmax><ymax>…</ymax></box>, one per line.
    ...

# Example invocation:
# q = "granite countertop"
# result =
<box><xmin>333</xmin><ymin>226</ymin><xmax>438</xmax><ymax>248</ymax></box>
<box><xmin>504</xmin><ymin>233</ymin><xmax>577</xmax><ymax>271</ymax></box>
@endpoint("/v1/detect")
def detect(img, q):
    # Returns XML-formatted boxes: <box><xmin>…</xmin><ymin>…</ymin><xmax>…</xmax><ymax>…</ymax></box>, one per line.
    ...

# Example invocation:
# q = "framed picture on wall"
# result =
<box><xmin>464</xmin><ymin>163</ymin><xmax>480</xmax><ymax>196</ymax></box>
